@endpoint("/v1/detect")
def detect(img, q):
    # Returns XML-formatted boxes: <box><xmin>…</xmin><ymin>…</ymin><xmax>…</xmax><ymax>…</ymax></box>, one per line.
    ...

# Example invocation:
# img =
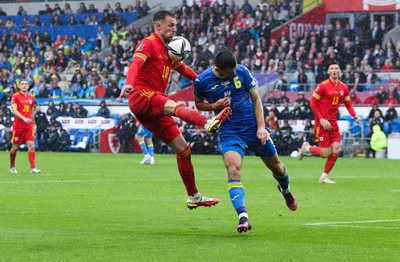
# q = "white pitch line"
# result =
<box><xmin>0</xmin><ymin>180</ymin><xmax>130</xmax><ymax>184</ymax></box>
<box><xmin>305</xmin><ymin>219</ymin><xmax>400</xmax><ymax>226</ymax></box>
<box><xmin>334</xmin><ymin>176</ymin><xmax>387</xmax><ymax>179</ymax></box>
<box><xmin>316</xmin><ymin>225</ymin><xmax>400</xmax><ymax>230</ymax></box>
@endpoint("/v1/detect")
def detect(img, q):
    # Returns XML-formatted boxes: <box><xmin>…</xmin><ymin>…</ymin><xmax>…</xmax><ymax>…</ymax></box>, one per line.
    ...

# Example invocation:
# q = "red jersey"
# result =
<box><xmin>132</xmin><ymin>33</ymin><xmax>181</xmax><ymax>93</ymax></box>
<box><xmin>11</xmin><ymin>91</ymin><xmax>35</xmax><ymax>130</ymax></box>
<box><xmin>364</xmin><ymin>96</ymin><xmax>379</xmax><ymax>105</ymax></box>
<box><xmin>312</xmin><ymin>78</ymin><xmax>350</xmax><ymax>124</ymax></box>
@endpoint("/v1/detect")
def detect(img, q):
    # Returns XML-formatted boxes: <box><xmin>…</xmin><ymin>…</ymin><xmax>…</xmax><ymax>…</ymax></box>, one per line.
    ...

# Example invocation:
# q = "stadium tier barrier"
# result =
<box><xmin>56</xmin><ymin>116</ymin><xmax>115</xmax><ymax>131</ymax></box>
<box><xmin>388</xmin><ymin>133</ymin><xmax>400</xmax><ymax>159</ymax></box>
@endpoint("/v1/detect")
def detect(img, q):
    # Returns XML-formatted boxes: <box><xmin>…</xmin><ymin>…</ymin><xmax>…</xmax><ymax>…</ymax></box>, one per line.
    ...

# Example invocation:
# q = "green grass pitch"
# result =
<box><xmin>0</xmin><ymin>152</ymin><xmax>399</xmax><ymax>261</ymax></box>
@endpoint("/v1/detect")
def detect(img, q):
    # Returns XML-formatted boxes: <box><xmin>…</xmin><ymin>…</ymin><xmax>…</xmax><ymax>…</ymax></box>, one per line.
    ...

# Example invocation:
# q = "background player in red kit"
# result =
<box><xmin>10</xmin><ymin>79</ymin><xmax>41</xmax><ymax>174</ymax></box>
<box><xmin>121</xmin><ymin>10</ymin><xmax>230</xmax><ymax>209</ymax></box>
<box><xmin>298</xmin><ymin>61</ymin><xmax>360</xmax><ymax>183</ymax></box>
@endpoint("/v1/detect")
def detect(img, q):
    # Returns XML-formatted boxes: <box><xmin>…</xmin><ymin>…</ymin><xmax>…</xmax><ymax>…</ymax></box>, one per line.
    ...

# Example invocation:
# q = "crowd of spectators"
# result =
<box><xmin>0</xmin><ymin>1</ymin><xmax>150</xmax><ymax>101</ymax></box>
<box><xmin>0</xmin><ymin>1</ymin><xmax>149</xmax><ymax>22</ymax></box>
<box><xmin>0</xmin><ymin>98</ymin><xmax>112</xmax><ymax>152</ymax></box>
<box><xmin>174</xmin><ymin>0</ymin><xmax>301</xmax><ymax>71</ymax></box>
<box><xmin>172</xmin><ymin>1</ymin><xmax>400</xmax><ymax>93</ymax></box>
<box><xmin>0</xmin><ymin>0</ymin><xmax>399</xmax><ymax>102</ymax></box>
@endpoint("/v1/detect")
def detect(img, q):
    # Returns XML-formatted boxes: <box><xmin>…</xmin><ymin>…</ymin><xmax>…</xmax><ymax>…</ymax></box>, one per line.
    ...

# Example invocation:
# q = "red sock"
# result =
<box><xmin>324</xmin><ymin>154</ymin><xmax>338</xmax><ymax>174</ymax></box>
<box><xmin>10</xmin><ymin>150</ymin><xmax>17</xmax><ymax>168</ymax></box>
<box><xmin>28</xmin><ymin>150</ymin><xmax>36</xmax><ymax>169</ymax></box>
<box><xmin>174</xmin><ymin>104</ymin><xmax>208</xmax><ymax>127</ymax></box>
<box><xmin>309</xmin><ymin>146</ymin><xmax>322</xmax><ymax>156</ymax></box>
<box><xmin>176</xmin><ymin>146</ymin><xmax>198</xmax><ymax>196</ymax></box>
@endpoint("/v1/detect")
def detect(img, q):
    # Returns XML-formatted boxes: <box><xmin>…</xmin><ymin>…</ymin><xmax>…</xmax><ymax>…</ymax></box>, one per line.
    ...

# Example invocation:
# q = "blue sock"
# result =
<box><xmin>273</xmin><ymin>165</ymin><xmax>289</xmax><ymax>191</ymax></box>
<box><xmin>228</xmin><ymin>180</ymin><xmax>246</xmax><ymax>215</ymax></box>
<box><xmin>139</xmin><ymin>140</ymin><xmax>148</xmax><ymax>155</ymax></box>
<box><xmin>148</xmin><ymin>143</ymin><xmax>154</xmax><ymax>157</ymax></box>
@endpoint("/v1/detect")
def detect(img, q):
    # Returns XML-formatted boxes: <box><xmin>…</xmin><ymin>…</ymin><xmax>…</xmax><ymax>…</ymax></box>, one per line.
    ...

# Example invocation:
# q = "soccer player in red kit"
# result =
<box><xmin>298</xmin><ymin>61</ymin><xmax>360</xmax><ymax>183</ymax></box>
<box><xmin>121</xmin><ymin>10</ymin><xmax>231</xmax><ymax>208</ymax></box>
<box><xmin>10</xmin><ymin>79</ymin><xmax>41</xmax><ymax>174</ymax></box>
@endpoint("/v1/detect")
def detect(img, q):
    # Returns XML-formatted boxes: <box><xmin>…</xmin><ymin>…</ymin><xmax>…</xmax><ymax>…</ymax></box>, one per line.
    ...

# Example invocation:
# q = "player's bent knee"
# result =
<box><xmin>320</xmin><ymin>148</ymin><xmax>331</xmax><ymax>158</ymax></box>
<box><xmin>227</xmin><ymin>163</ymin><xmax>241</xmax><ymax>177</ymax></box>
<box><xmin>332</xmin><ymin>147</ymin><xmax>341</xmax><ymax>155</ymax></box>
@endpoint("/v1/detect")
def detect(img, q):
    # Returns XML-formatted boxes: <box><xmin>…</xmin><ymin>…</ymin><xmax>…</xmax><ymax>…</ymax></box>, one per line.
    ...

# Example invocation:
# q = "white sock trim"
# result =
<box><xmin>238</xmin><ymin>212</ymin><xmax>248</xmax><ymax>219</ymax></box>
<box><xmin>320</xmin><ymin>173</ymin><xmax>328</xmax><ymax>179</ymax></box>
<box><xmin>281</xmin><ymin>187</ymin><xmax>290</xmax><ymax>194</ymax></box>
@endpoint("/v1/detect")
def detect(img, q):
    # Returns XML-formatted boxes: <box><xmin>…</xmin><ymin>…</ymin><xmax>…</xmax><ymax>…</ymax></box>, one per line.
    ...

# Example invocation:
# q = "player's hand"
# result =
<box><xmin>354</xmin><ymin>116</ymin><xmax>361</xmax><ymax>124</ymax></box>
<box><xmin>24</xmin><ymin>118</ymin><xmax>33</xmax><ymax>124</ymax></box>
<box><xmin>119</xmin><ymin>85</ymin><xmax>134</xmax><ymax>99</ymax></box>
<box><xmin>320</xmin><ymin>118</ymin><xmax>332</xmax><ymax>132</ymax></box>
<box><xmin>213</xmin><ymin>97</ymin><xmax>231</xmax><ymax>111</ymax></box>
<box><xmin>257</xmin><ymin>128</ymin><xmax>269</xmax><ymax>145</ymax></box>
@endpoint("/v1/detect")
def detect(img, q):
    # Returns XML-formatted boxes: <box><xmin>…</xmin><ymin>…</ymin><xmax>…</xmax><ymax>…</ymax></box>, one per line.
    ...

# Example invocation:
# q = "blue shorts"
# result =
<box><xmin>137</xmin><ymin>124</ymin><xmax>153</xmax><ymax>138</ymax></box>
<box><xmin>220</xmin><ymin>131</ymin><xmax>277</xmax><ymax>158</ymax></box>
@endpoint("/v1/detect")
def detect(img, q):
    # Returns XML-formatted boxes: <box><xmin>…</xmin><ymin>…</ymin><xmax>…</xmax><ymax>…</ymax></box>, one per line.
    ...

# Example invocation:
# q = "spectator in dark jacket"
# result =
<box><xmin>385</xmin><ymin>103</ymin><xmax>398</xmax><ymax>134</ymax></box>
<box><xmin>368</xmin><ymin>104</ymin><xmax>383</xmax><ymax>122</ymax></box>
<box><xmin>279</xmin><ymin>101</ymin><xmax>291</xmax><ymax>120</ymax></box>
<box><xmin>290</xmin><ymin>102</ymin><xmax>303</xmax><ymax>119</ymax></box>
<box><xmin>49</xmin><ymin>117</ymin><xmax>63</xmax><ymax>129</ymax></box>
<box><xmin>0</xmin><ymin>126</ymin><xmax>12</xmax><ymax>151</ymax></box>
<box><xmin>116</xmin><ymin>113</ymin><xmax>136</xmax><ymax>153</ymax></box>
<box><xmin>272</xmin><ymin>129</ymin><xmax>284</xmax><ymax>156</ymax></box>
<box><xmin>35</xmin><ymin>105</ymin><xmax>49</xmax><ymax>151</ymax></box>
<box><xmin>97</xmin><ymin>100</ymin><xmax>110</xmax><ymax>118</ymax></box>
<box><xmin>297</xmin><ymin>68</ymin><xmax>308</xmax><ymax>91</ymax></box>
<box><xmin>47</xmin><ymin>124</ymin><xmax>59</xmax><ymax>151</ymax></box>
<box><xmin>58</xmin><ymin>129</ymin><xmax>71</xmax><ymax>151</ymax></box>
<box><xmin>375</xmin><ymin>85</ymin><xmax>388</xmax><ymax>104</ymax></box>
<box><xmin>73</xmin><ymin>103</ymin><xmax>88</xmax><ymax>118</ymax></box>
<box><xmin>282</xmin><ymin>129</ymin><xmax>296</xmax><ymax>156</ymax></box>
<box><xmin>278</xmin><ymin>91</ymin><xmax>290</xmax><ymax>104</ymax></box>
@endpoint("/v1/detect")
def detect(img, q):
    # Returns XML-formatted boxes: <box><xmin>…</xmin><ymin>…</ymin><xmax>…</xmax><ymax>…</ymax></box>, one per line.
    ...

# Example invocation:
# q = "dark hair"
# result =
<box><xmin>18</xmin><ymin>78</ymin><xmax>29</xmax><ymax>86</ymax></box>
<box><xmin>327</xmin><ymin>60</ymin><xmax>340</xmax><ymax>68</ymax></box>
<box><xmin>152</xmin><ymin>10</ymin><xmax>174</xmax><ymax>24</ymax></box>
<box><xmin>215</xmin><ymin>50</ymin><xmax>236</xmax><ymax>70</ymax></box>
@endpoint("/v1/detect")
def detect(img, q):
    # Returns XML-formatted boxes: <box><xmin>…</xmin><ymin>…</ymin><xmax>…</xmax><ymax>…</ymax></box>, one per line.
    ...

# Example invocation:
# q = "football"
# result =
<box><xmin>167</xmin><ymin>36</ymin><xmax>191</xmax><ymax>62</ymax></box>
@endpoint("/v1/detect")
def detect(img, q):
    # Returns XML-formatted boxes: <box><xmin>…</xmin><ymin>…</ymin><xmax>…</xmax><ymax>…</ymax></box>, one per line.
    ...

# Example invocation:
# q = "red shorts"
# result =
<box><xmin>12</xmin><ymin>128</ymin><xmax>35</xmax><ymax>144</ymax></box>
<box><xmin>128</xmin><ymin>88</ymin><xmax>180</xmax><ymax>144</ymax></box>
<box><xmin>314</xmin><ymin>124</ymin><xmax>341</xmax><ymax>148</ymax></box>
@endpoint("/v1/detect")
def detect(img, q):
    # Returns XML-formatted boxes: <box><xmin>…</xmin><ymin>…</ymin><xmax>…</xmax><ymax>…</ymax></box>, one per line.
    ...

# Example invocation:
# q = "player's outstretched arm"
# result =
<box><xmin>174</xmin><ymin>62</ymin><xmax>197</xmax><ymax>81</ymax></box>
<box><xmin>344</xmin><ymin>99</ymin><xmax>361</xmax><ymax>123</ymax></box>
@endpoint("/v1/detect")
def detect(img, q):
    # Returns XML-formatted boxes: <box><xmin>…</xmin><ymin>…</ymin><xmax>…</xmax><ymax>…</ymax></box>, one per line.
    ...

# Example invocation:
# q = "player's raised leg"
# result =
<box><xmin>204</xmin><ymin>107</ymin><xmax>231</xmax><ymax>133</ymax></box>
<box><xmin>172</xmin><ymin>102</ymin><xmax>231</xmax><ymax>133</ymax></box>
